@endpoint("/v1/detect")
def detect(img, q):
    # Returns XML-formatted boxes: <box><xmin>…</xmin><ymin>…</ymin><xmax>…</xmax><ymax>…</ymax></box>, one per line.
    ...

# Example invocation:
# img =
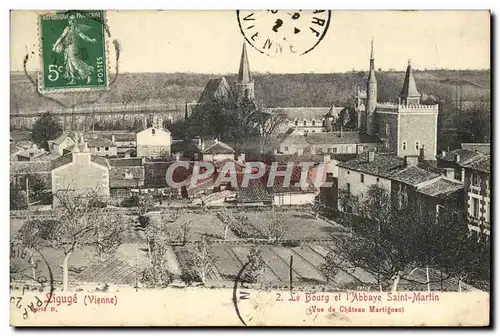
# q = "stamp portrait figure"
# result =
<box><xmin>52</xmin><ymin>15</ymin><xmax>96</xmax><ymax>85</ymax></box>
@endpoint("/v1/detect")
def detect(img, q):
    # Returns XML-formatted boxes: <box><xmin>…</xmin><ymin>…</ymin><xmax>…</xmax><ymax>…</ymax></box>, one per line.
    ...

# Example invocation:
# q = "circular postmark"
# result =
<box><xmin>237</xmin><ymin>10</ymin><xmax>331</xmax><ymax>56</ymax></box>
<box><xmin>10</xmin><ymin>240</ymin><xmax>55</xmax><ymax>320</ymax></box>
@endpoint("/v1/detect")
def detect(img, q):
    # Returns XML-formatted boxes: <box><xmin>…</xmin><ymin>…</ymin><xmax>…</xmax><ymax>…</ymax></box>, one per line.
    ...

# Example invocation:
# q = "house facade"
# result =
<box><xmin>51</xmin><ymin>137</ymin><xmax>110</xmax><ymax>207</ymax></box>
<box><xmin>136</xmin><ymin>126</ymin><xmax>172</xmax><ymax>158</ymax></box>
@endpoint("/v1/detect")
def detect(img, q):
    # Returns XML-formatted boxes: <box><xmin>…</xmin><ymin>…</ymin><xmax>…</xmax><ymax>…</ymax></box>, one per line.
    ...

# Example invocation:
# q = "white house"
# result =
<box><xmin>48</xmin><ymin>133</ymin><xmax>75</xmax><ymax>156</ymax></box>
<box><xmin>136</xmin><ymin>126</ymin><xmax>172</xmax><ymax>158</ymax></box>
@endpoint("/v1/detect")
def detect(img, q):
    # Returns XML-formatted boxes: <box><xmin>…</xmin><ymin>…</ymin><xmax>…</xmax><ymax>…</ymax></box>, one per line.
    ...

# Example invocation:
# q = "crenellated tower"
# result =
<box><xmin>236</xmin><ymin>42</ymin><xmax>255</xmax><ymax>101</ymax></box>
<box><xmin>366</xmin><ymin>38</ymin><xmax>377</xmax><ymax>135</ymax></box>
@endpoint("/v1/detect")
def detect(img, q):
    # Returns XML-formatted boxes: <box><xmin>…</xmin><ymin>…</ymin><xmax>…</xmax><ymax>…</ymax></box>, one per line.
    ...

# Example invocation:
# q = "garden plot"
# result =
<box><xmin>241</xmin><ymin>211</ymin><xmax>338</xmax><ymax>241</ymax></box>
<box><xmin>272</xmin><ymin>246</ymin><xmax>325</xmax><ymax>283</ymax></box>
<box><xmin>229</xmin><ymin>246</ymin><xmax>281</xmax><ymax>284</ymax></box>
<box><xmin>167</xmin><ymin>213</ymin><xmax>239</xmax><ymax>241</ymax></box>
<box><xmin>308</xmin><ymin>245</ymin><xmax>377</xmax><ymax>286</ymax></box>
<box><xmin>209</xmin><ymin>245</ymin><xmax>243</xmax><ymax>279</ymax></box>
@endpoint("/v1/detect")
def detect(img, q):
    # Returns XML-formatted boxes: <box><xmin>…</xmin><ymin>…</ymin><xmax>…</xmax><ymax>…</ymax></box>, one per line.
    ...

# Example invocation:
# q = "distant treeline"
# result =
<box><xmin>11</xmin><ymin>70</ymin><xmax>490</xmax><ymax>114</ymax></box>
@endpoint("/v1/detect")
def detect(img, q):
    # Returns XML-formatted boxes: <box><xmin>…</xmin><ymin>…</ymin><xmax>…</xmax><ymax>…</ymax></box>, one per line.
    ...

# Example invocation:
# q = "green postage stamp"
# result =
<box><xmin>38</xmin><ymin>10</ymin><xmax>108</xmax><ymax>93</ymax></box>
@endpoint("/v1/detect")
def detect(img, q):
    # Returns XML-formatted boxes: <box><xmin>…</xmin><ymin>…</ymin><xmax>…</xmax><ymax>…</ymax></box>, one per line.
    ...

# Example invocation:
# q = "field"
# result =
<box><xmin>176</xmin><ymin>243</ymin><xmax>374</xmax><ymax>289</ymax></box>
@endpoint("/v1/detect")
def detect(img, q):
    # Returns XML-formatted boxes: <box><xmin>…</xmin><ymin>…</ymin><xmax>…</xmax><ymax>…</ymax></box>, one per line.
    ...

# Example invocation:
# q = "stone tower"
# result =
<box><xmin>236</xmin><ymin>42</ymin><xmax>255</xmax><ymax>101</ymax></box>
<box><xmin>366</xmin><ymin>38</ymin><xmax>377</xmax><ymax>135</ymax></box>
<box><xmin>399</xmin><ymin>59</ymin><xmax>421</xmax><ymax>105</ymax></box>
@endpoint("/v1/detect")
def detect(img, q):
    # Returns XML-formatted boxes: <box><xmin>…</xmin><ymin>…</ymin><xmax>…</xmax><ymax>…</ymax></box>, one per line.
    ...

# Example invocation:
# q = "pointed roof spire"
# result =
<box><xmin>238</xmin><ymin>42</ymin><xmax>252</xmax><ymax>84</ymax></box>
<box><xmin>400</xmin><ymin>58</ymin><xmax>420</xmax><ymax>98</ymax></box>
<box><xmin>370</xmin><ymin>36</ymin><xmax>374</xmax><ymax>60</ymax></box>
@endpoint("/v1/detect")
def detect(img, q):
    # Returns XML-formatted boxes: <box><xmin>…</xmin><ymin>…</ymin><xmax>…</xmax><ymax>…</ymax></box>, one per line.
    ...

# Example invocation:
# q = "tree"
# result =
<box><xmin>141</xmin><ymin>220</ymin><xmax>174</xmax><ymax>288</ymax></box>
<box><xmin>10</xmin><ymin>182</ymin><xmax>27</xmax><ymax>210</ymax></box>
<box><xmin>180</xmin><ymin>220</ymin><xmax>192</xmax><ymax>245</ymax></box>
<box><xmin>192</xmin><ymin>235</ymin><xmax>217</xmax><ymax>283</ymax></box>
<box><xmin>31</xmin><ymin>112</ymin><xmax>63</xmax><ymax>151</ymax></box>
<box><xmin>261</xmin><ymin>211</ymin><xmax>290</xmax><ymax>243</ymax></box>
<box><xmin>215</xmin><ymin>210</ymin><xmax>234</xmax><ymax>240</ymax></box>
<box><xmin>15</xmin><ymin>217</ymin><xmax>58</xmax><ymax>283</ymax></box>
<box><xmin>243</xmin><ymin>246</ymin><xmax>265</xmax><ymax>283</ymax></box>
<box><xmin>49</xmin><ymin>189</ymin><xmax>126</xmax><ymax>291</ymax></box>
<box><xmin>330</xmin><ymin>184</ymin><xmax>490</xmax><ymax>292</ymax></box>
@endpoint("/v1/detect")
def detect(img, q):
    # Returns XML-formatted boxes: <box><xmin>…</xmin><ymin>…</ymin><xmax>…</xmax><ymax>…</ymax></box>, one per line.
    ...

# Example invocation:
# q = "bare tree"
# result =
<box><xmin>180</xmin><ymin>220</ymin><xmax>192</xmax><ymax>245</ymax></box>
<box><xmin>215</xmin><ymin>210</ymin><xmax>234</xmax><ymax>240</ymax></box>
<box><xmin>50</xmin><ymin>189</ymin><xmax>126</xmax><ymax>291</ymax></box>
<box><xmin>192</xmin><ymin>235</ymin><xmax>218</xmax><ymax>283</ymax></box>
<box><xmin>261</xmin><ymin>211</ymin><xmax>290</xmax><ymax>243</ymax></box>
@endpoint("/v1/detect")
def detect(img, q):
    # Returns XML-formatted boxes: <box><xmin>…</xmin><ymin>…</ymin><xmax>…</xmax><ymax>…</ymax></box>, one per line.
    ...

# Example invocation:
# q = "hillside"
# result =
<box><xmin>10</xmin><ymin>70</ymin><xmax>490</xmax><ymax>114</ymax></box>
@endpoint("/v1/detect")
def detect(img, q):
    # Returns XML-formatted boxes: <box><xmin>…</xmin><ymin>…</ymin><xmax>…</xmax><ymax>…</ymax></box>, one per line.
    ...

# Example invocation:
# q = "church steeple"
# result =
<box><xmin>366</xmin><ymin>37</ymin><xmax>377</xmax><ymax>135</ymax></box>
<box><xmin>238</xmin><ymin>42</ymin><xmax>252</xmax><ymax>84</ymax></box>
<box><xmin>236</xmin><ymin>42</ymin><xmax>255</xmax><ymax>101</ymax></box>
<box><xmin>399</xmin><ymin>59</ymin><xmax>420</xmax><ymax>105</ymax></box>
<box><xmin>369</xmin><ymin>37</ymin><xmax>375</xmax><ymax>70</ymax></box>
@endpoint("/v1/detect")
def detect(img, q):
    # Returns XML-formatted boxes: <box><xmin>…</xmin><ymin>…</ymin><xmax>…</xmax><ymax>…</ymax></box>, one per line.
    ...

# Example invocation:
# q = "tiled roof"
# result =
<box><xmin>277</xmin><ymin>133</ymin><xmax>309</xmax><ymax>147</ymax></box>
<box><xmin>50</xmin><ymin>132</ymin><xmax>72</xmax><ymax>145</ymax></box>
<box><xmin>418</xmin><ymin>178</ymin><xmax>464</xmax><ymax>199</ymax></box>
<box><xmin>337</xmin><ymin>153</ymin><xmax>405</xmax><ymax>178</ymax></box>
<box><xmin>51</xmin><ymin>153</ymin><xmax>74</xmax><ymax>170</ymax></box>
<box><xmin>144</xmin><ymin>161</ymin><xmax>194</xmax><ymax>188</ymax></box>
<box><xmin>16</xmin><ymin>147</ymin><xmax>47</xmax><ymax>159</ymax></box>
<box><xmin>10</xmin><ymin>143</ymin><xmax>21</xmax><ymax>155</ymax></box>
<box><xmin>236</xmin><ymin>177</ymin><xmax>272</xmax><ymax>203</ymax></box>
<box><xmin>439</xmin><ymin>149</ymin><xmax>482</xmax><ymax>164</ymax></box>
<box><xmin>305</xmin><ymin>132</ymin><xmax>381</xmax><ymax>145</ymax></box>
<box><xmin>197</xmin><ymin>77</ymin><xmax>233</xmax><ymax>104</ymax></box>
<box><xmin>400</xmin><ymin>62</ymin><xmax>420</xmax><ymax>98</ymax></box>
<box><xmin>91</xmin><ymin>155</ymin><xmax>110</xmax><ymax>168</ymax></box>
<box><xmin>112</xmin><ymin>133</ymin><xmax>136</xmax><ymax>142</ymax></box>
<box><xmin>391</xmin><ymin>165</ymin><xmax>440</xmax><ymax>186</ymax></box>
<box><xmin>201</xmin><ymin>140</ymin><xmax>235</xmax><ymax>154</ymax></box>
<box><xmin>109</xmin><ymin>166</ymin><xmax>145</xmax><ymax>188</ymax></box>
<box><xmin>109</xmin><ymin>158</ymin><xmax>143</xmax><ymax>167</ymax></box>
<box><xmin>461</xmin><ymin>143</ymin><xmax>490</xmax><ymax>155</ymax></box>
<box><xmin>267</xmin><ymin>107</ymin><xmax>344</xmax><ymax>121</ymax></box>
<box><xmin>87</xmin><ymin>136</ymin><xmax>115</xmax><ymax>148</ymax></box>
<box><xmin>462</xmin><ymin>155</ymin><xmax>490</xmax><ymax>174</ymax></box>
<box><xmin>11</xmin><ymin>161</ymin><xmax>51</xmax><ymax>174</ymax></box>
<box><xmin>10</xmin><ymin>130</ymin><xmax>32</xmax><ymax>142</ymax></box>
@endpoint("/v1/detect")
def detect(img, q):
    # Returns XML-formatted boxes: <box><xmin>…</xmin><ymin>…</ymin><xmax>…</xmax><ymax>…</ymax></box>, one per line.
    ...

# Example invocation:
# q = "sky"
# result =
<box><xmin>11</xmin><ymin>10</ymin><xmax>490</xmax><ymax>74</ymax></box>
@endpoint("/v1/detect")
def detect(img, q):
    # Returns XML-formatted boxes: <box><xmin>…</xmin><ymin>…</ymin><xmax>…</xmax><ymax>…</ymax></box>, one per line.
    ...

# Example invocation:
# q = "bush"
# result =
<box><xmin>121</xmin><ymin>195</ymin><xmax>139</xmax><ymax>208</ymax></box>
<box><xmin>175</xmin><ymin>247</ymin><xmax>202</xmax><ymax>285</ymax></box>
<box><xmin>141</xmin><ymin>265</ymin><xmax>174</xmax><ymax>288</ymax></box>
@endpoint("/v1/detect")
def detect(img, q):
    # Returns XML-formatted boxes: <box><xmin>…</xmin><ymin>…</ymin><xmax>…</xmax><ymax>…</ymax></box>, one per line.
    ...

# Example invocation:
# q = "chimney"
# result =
<box><xmin>237</xmin><ymin>153</ymin><xmax>246</xmax><ymax>163</ymax></box>
<box><xmin>339</xmin><ymin>125</ymin><xmax>343</xmax><ymax>138</ymax></box>
<box><xmin>175</xmin><ymin>152</ymin><xmax>181</xmax><ymax>161</ymax></box>
<box><xmin>455</xmin><ymin>153</ymin><xmax>461</xmax><ymax>163</ymax></box>
<box><xmin>111</xmin><ymin>134</ymin><xmax>116</xmax><ymax>143</ymax></box>
<box><xmin>357</xmin><ymin>144</ymin><xmax>364</xmax><ymax>154</ymax></box>
<box><xmin>368</xmin><ymin>151</ymin><xmax>375</xmax><ymax>163</ymax></box>
<box><xmin>443</xmin><ymin>168</ymin><xmax>455</xmax><ymax>180</ymax></box>
<box><xmin>441</xmin><ymin>149</ymin><xmax>447</xmax><ymax>158</ymax></box>
<box><xmin>405</xmin><ymin>155</ymin><xmax>419</xmax><ymax>166</ymax></box>
<box><xmin>82</xmin><ymin>141</ymin><xmax>89</xmax><ymax>153</ymax></box>
<box><xmin>419</xmin><ymin>145</ymin><xmax>425</xmax><ymax>160</ymax></box>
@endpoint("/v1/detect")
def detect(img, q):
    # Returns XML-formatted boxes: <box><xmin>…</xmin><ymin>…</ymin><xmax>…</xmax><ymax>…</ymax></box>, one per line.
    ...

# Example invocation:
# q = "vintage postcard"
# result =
<box><xmin>10</xmin><ymin>10</ymin><xmax>491</xmax><ymax>326</ymax></box>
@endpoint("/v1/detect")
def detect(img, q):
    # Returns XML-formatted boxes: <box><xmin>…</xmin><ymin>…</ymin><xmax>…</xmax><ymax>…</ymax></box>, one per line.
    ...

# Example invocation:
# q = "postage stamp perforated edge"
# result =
<box><xmin>36</xmin><ymin>10</ymin><xmax>111</xmax><ymax>95</ymax></box>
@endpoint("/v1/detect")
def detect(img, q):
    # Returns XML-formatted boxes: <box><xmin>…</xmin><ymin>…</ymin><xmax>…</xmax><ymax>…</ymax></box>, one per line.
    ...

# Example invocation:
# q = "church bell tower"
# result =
<box><xmin>366</xmin><ymin>38</ymin><xmax>377</xmax><ymax>135</ymax></box>
<box><xmin>236</xmin><ymin>42</ymin><xmax>255</xmax><ymax>101</ymax></box>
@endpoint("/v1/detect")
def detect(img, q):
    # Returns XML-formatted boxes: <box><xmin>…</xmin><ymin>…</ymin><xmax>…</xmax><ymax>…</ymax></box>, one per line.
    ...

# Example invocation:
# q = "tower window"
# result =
<box><xmin>312</xmin><ymin>120</ymin><xmax>316</xmax><ymax>126</ymax></box>
<box><xmin>303</xmin><ymin>120</ymin><xmax>307</xmax><ymax>127</ymax></box>
<box><xmin>284</xmin><ymin>146</ymin><xmax>289</xmax><ymax>152</ymax></box>
<box><xmin>152</xmin><ymin>129</ymin><xmax>156</xmax><ymax>135</ymax></box>
<box><xmin>402</xmin><ymin>141</ymin><xmax>407</xmax><ymax>151</ymax></box>
<box><xmin>322</xmin><ymin>120</ymin><xmax>326</xmax><ymax>127</ymax></box>
<box><xmin>415</xmin><ymin>141</ymin><xmax>419</xmax><ymax>150</ymax></box>
<box><xmin>332</xmin><ymin>148</ymin><xmax>337</xmax><ymax>153</ymax></box>
<box><xmin>294</xmin><ymin>120</ymin><xmax>298</xmax><ymax>126</ymax></box>
<box><xmin>360</xmin><ymin>174</ymin><xmax>364</xmax><ymax>183</ymax></box>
